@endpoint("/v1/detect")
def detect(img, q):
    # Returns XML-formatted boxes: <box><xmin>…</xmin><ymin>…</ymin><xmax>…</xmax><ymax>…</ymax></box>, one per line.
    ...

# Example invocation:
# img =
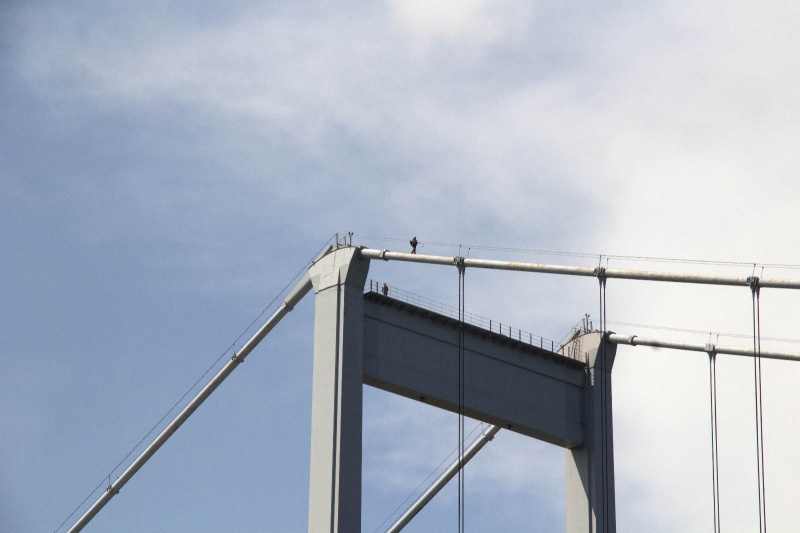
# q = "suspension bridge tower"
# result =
<box><xmin>67</xmin><ymin>241</ymin><xmax>800</xmax><ymax>533</ymax></box>
<box><xmin>306</xmin><ymin>246</ymin><xmax>617</xmax><ymax>532</ymax></box>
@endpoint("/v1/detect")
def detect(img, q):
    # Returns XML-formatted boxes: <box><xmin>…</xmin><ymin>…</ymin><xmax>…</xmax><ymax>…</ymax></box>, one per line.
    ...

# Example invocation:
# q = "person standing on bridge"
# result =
<box><xmin>410</xmin><ymin>235</ymin><xmax>418</xmax><ymax>254</ymax></box>
<box><xmin>382</xmin><ymin>283</ymin><xmax>389</xmax><ymax>296</ymax></box>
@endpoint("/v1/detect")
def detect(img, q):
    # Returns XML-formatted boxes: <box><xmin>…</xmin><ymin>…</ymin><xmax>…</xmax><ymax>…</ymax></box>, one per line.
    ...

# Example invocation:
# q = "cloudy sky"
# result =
<box><xmin>2</xmin><ymin>1</ymin><xmax>799</xmax><ymax>532</ymax></box>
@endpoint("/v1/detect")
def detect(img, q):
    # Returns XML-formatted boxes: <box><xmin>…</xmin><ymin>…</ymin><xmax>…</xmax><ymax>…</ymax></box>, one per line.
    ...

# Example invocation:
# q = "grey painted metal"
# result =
<box><xmin>358</xmin><ymin>248</ymin><xmax>800</xmax><ymax>289</ymax></box>
<box><xmin>386</xmin><ymin>424</ymin><xmax>501</xmax><ymax>533</ymax></box>
<box><xmin>363</xmin><ymin>293</ymin><xmax>586</xmax><ymax>448</ymax></box>
<box><xmin>560</xmin><ymin>331</ymin><xmax>617</xmax><ymax>533</ymax></box>
<box><xmin>607</xmin><ymin>333</ymin><xmax>800</xmax><ymax>362</ymax></box>
<box><xmin>66</xmin><ymin>271</ymin><xmax>315</xmax><ymax>533</ymax></box>
<box><xmin>307</xmin><ymin>247</ymin><xmax>371</xmax><ymax>533</ymax></box>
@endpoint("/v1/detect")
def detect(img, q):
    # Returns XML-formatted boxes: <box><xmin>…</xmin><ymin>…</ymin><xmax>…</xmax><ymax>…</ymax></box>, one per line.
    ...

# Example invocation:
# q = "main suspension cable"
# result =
<box><xmin>605</xmin><ymin>319</ymin><xmax>800</xmax><ymax>345</ymax></box>
<box><xmin>351</xmin><ymin>233</ymin><xmax>800</xmax><ymax>271</ymax></box>
<box><xmin>53</xmin><ymin>235</ymin><xmax>337</xmax><ymax>533</ymax></box>
<box><xmin>373</xmin><ymin>422</ymin><xmax>486</xmax><ymax>533</ymax></box>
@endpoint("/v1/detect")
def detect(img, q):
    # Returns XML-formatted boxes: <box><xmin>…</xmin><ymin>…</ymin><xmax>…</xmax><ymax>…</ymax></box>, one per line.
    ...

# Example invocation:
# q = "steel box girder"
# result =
<box><xmin>362</xmin><ymin>293</ymin><xmax>586</xmax><ymax>448</ymax></box>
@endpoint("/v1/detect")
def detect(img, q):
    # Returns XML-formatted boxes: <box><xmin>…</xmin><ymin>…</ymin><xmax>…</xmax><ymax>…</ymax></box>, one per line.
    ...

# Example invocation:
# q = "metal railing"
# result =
<box><xmin>366</xmin><ymin>280</ymin><xmax>577</xmax><ymax>357</ymax></box>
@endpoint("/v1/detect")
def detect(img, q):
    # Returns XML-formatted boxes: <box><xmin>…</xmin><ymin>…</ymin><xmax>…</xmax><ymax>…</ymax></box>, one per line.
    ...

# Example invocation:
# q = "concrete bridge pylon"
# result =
<box><xmin>307</xmin><ymin>246</ymin><xmax>371</xmax><ymax>533</ymax></box>
<box><xmin>307</xmin><ymin>246</ymin><xmax>617</xmax><ymax>532</ymax></box>
<box><xmin>561</xmin><ymin>330</ymin><xmax>617</xmax><ymax>533</ymax></box>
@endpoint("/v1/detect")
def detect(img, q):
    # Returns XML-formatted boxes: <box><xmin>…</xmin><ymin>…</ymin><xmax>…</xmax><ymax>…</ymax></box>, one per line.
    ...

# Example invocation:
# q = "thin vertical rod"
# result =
<box><xmin>456</xmin><ymin>262</ymin><xmax>466</xmax><ymax>533</ymax></box>
<box><xmin>752</xmin><ymin>287</ymin><xmax>767</xmax><ymax>532</ymax></box>
<box><xmin>708</xmin><ymin>351</ymin><xmax>721</xmax><ymax>533</ymax></box>
<box><xmin>597</xmin><ymin>268</ymin><xmax>610</xmax><ymax>531</ymax></box>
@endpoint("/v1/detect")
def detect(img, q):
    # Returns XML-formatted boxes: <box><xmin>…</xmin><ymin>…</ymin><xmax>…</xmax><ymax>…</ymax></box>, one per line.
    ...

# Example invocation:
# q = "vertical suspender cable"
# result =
<box><xmin>708</xmin><ymin>350</ymin><xmax>721</xmax><ymax>533</ymax></box>
<box><xmin>456</xmin><ymin>257</ymin><xmax>466</xmax><ymax>533</ymax></box>
<box><xmin>603</xmin><ymin>279</ymin><xmax>609</xmax><ymax>532</ymax></box>
<box><xmin>457</xmin><ymin>264</ymin><xmax>462</xmax><ymax>533</ymax></box>
<box><xmin>750</xmin><ymin>277</ymin><xmax>767</xmax><ymax>532</ymax></box>
<box><xmin>596</xmin><ymin>265</ymin><xmax>609</xmax><ymax>531</ymax></box>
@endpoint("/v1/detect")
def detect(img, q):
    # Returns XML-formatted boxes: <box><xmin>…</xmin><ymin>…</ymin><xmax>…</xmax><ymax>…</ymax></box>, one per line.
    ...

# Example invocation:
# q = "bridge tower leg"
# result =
<box><xmin>565</xmin><ymin>331</ymin><xmax>617</xmax><ymax>533</ymax></box>
<box><xmin>307</xmin><ymin>247</ymin><xmax>370</xmax><ymax>533</ymax></box>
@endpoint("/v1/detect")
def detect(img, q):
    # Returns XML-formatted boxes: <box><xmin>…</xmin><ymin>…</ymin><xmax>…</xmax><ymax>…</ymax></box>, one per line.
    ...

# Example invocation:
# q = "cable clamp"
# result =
<box><xmin>747</xmin><ymin>275</ymin><xmax>760</xmax><ymax>295</ymax></box>
<box><xmin>453</xmin><ymin>256</ymin><xmax>465</xmax><ymax>272</ymax></box>
<box><xmin>705</xmin><ymin>343</ymin><xmax>717</xmax><ymax>357</ymax></box>
<box><xmin>627</xmin><ymin>335</ymin><xmax>637</xmax><ymax>346</ymax></box>
<box><xmin>106</xmin><ymin>485</ymin><xmax>120</xmax><ymax>495</ymax></box>
<box><xmin>594</xmin><ymin>266</ymin><xmax>607</xmax><ymax>286</ymax></box>
<box><xmin>378</xmin><ymin>249</ymin><xmax>389</xmax><ymax>260</ymax></box>
<box><xmin>231</xmin><ymin>352</ymin><xmax>242</xmax><ymax>363</ymax></box>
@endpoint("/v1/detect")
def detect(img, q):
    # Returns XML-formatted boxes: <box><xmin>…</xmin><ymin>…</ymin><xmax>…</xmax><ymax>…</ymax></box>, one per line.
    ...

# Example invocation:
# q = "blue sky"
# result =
<box><xmin>2</xmin><ymin>2</ymin><xmax>800</xmax><ymax>532</ymax></box>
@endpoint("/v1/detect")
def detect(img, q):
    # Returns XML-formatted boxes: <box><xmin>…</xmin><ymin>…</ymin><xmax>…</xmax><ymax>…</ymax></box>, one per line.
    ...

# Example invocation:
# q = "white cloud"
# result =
<box><xmin>388</xmin><ymin>0</ymin><xmax>534</xmax><ymax>52</ymax></box>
